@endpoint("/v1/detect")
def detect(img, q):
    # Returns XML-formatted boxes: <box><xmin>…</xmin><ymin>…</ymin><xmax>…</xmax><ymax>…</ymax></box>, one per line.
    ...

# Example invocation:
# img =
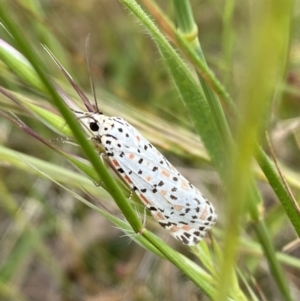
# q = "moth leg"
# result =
<box><xmin>50</xmin><ymin>136</ymin><xmax>72</xmax><ymax>143</ymax></box>
<box><xmin>50</xmin><ymin>136</ymin><xmax>78</xmax><ymax>146</ymax></box>
<box><xmin>128</xmin><ymin>188</ymin><xmax>134</xmax><ymax>200</ymax></box>
<box><xmin>99</xmin><ymin>152</ymin><xmax>107</xmax><ymax>160</ymax></box>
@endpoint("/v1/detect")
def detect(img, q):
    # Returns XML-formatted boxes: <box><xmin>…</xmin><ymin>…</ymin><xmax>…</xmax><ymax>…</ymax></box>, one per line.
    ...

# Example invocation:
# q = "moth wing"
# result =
<box><xmin>110</xmin><ymin>144</ymin><xmax>217</xmax><ymax>245</ymax></box>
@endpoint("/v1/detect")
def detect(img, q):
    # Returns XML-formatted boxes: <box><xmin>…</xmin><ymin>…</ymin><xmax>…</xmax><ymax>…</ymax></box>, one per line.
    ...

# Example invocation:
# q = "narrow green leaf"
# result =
<box><xmin>120</xmin><ymin>0</ymin><xmax>225</xmax><ymax>174</ymax></box>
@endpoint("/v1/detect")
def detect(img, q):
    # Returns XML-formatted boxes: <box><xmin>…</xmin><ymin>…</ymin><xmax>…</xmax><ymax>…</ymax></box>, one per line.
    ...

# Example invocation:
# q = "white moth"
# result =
<box><xmin>76</xmin><ymin>110</ymin><xmax>217</xmax><ymax>245</ymax></box>
<box><xmin>44</xmin><ymin>45</ymin><xmax>217</xmax><ymax>245</ymax></box>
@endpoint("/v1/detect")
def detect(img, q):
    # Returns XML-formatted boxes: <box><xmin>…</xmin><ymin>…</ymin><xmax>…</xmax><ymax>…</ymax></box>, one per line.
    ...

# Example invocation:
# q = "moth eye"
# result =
<box><xmin>89</xmin><ymin>122</ymin><xmax>99</xmax><ymax>132</ymax></box>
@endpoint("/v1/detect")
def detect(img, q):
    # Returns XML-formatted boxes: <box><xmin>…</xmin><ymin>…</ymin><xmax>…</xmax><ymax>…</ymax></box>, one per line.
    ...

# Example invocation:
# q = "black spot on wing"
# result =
<box><xmin>193</xmin><ymin>237</ymin><xmax>199</xmax><ymax>244</ymax></box>
<box><xmin>184</xmin><ymin>232</ymin><xmax>191</xmax><ymax>238</ymax></box>
<box><xmin>194</xmin><ymin>198</ymin><xmax>201</xmax><ymax>204</ymax></box>
<box><xmin>158</xmin><ymin>221</ymin><xmax>176</xmax><ymax>228</ymax></box>
<box><xmin>179</xmin><ymin>221</ymin><xmax>188</xmax><ymax>225</ymax></box>
<box><xmin>180</xmin><ymin>235</ymin><xmax>189</xmax><ymax>245</ymax></box>
<box><xmin>106</xmin><ymin>134</ymin><xmax>117</xmax><ymax>140</ymax></box>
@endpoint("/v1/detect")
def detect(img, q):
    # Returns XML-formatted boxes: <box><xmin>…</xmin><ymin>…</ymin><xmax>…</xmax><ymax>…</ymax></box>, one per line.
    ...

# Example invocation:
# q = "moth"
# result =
<box><xmin>46</xmin><ymin>47</ymin><xmax>217</xmax><ymax>245</ymax></box>
<box><xmin>75</xmin><ymin>110</ymin><xmax>217</xmax><ymax>245</ymax></box>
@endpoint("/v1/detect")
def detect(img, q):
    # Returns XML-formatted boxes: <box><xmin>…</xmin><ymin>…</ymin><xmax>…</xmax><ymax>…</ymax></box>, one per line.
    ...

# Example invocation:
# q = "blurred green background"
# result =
<box><xmin>0</xmin><ymin>0</ymin><xmax>300</xmax><ymax>301</ymax></box>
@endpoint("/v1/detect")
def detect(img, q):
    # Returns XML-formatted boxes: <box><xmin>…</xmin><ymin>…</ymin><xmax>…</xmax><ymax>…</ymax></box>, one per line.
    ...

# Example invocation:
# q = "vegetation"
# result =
<box><xmin>0</xmin><ymin>0</ymin><xmax>299</xmax><ymax>300</ymax></box>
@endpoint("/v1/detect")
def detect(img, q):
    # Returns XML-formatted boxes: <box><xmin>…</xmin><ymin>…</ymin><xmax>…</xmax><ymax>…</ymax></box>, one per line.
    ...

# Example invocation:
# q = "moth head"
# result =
<box><xmin>73</xmin><ymin>110</ymin><xmax>102</xmax><ymax>137</ymax></box>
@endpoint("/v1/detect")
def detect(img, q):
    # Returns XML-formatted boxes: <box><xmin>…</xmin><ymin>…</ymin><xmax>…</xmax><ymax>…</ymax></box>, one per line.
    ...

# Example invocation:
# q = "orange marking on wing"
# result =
<box><xmin>129</xmin><ymin>153</ymin><xmax>135</xmax><ymax>160</ymax></box>
<box><xmin>124</xmin><ymin>175</ymin><xmax>133</xmax><ymax>184</ymax></box>
<box><xmin>181</xmin><ymin>180</ymin><xmax>189</xmax><ymax>190</ymax></box>
<box><xmin>182</xmin><ymin>225</ymin><xmax>192</xmax><ymax>231</ymax></box>
<box><xmin>146</xmin><ymin>175</ymin><xmax>152</xmax><ymax>182</ymax></box>
<box><xmin>161</xmin><ymin>170</ymin><xmax>170</xmax><ymax>178</ymax></box>
<box><xmin>170</xmin><ymin>225</ymin><xmax>180</xmax><ymax>233</ymax></box>
<box><xmin>161</xmin><ymin>190</ymin><xmax>167</xmax><ymax>196</ymax></box>
<box><xmin>136</xmin><ymin>135</ymin><xmax>141</xmax><ymax>141</ymax></box>
<box><xmin>200</xmin><ymin>206</ymin><xmax>209</xmax><ymax>220</ymax></box>
<box><xmin>155</xmin><ymin>212</ymin><xmax>165</xmax><ymax>220</ymax></box>
<box><xmin>140</xmin><ymin>194</ymin><xmax>151</xmax><ymax>205</ymax></box>
<box><xmin>174</xmin><ymin>205</ymin><xmax>183</xmax><ymax>211</ymax></box>
<box><xmin>112</xmin><ymin>159</ymin><xmax>120</xmax><ymax>167</ymax></box>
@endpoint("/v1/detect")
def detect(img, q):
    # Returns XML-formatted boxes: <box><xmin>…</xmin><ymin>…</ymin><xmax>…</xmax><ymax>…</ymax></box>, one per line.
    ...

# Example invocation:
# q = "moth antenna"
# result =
<box><xmin>53</xmin><ymin>82</ymin><xmax>81</xmax><ymax>111</ymax></box>
<box><xmin>85</xmin><ymin>35</ymin><xmax>100</xmax><ymax>114</ymax></box>
<box><xmin>50</xmin><ymin>136</ymin><xmax>74</xmax><ymax>144</ymax></box>
<box><xmin>43</xmin><ymin>45</ymin><xmax>94</xmax><ymax>112</ymax></box>
<box><xmin>80</xmin><ymin>186</ymin><xmax>115</xmax><ymax>214</ymax></box>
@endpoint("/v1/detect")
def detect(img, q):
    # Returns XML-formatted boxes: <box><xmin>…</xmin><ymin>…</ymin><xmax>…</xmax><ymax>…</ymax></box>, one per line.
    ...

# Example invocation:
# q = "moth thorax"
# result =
<box><xmin>98</xmin><ymin>116</ymin><xmax>115</xmax><ymax>134</ymax></box>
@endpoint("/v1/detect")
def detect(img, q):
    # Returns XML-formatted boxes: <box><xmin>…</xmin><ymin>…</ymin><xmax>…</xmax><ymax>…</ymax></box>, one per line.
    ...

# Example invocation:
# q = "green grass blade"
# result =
<box><xmin>257</xmin><ymin>147</ymin><xmax>300</xmax><ymax>236</ymax></box>
<box><xmin>217</xmin><ymin>1</ymin><xmax>295</xmax><ymax>300</ymax></box>
<box><xmin>25</xmin><ymin>158</ymin><xmax>219</xmax><ymax>299</ymax></box>
<box><xmin>140</xmin><ymin>0</ymin><xmax>300</xmax><ymax>239</ymax></box>
<box><xmin>120</xmin><ymin>0</ymin><xmax>225</xmax><ymax>174</ymax></box>
<box><xmin>0</xmin><ymin>3</ymin><xmax>143</xmax><ymax>236</ymax></box>
<box><xmin>173</xmin><ymin>0</ymin><xmax>232</xmax><ymax>150</ymax></box>
<box><xmin>141</xmin><ymin>1</ymin><xmax>296</xmax><ymax>300</ymax></box>
<box><xmin>0</xmin><ymin>39</ymin><xmax>44</xmax><ymax>91</ymax></box>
